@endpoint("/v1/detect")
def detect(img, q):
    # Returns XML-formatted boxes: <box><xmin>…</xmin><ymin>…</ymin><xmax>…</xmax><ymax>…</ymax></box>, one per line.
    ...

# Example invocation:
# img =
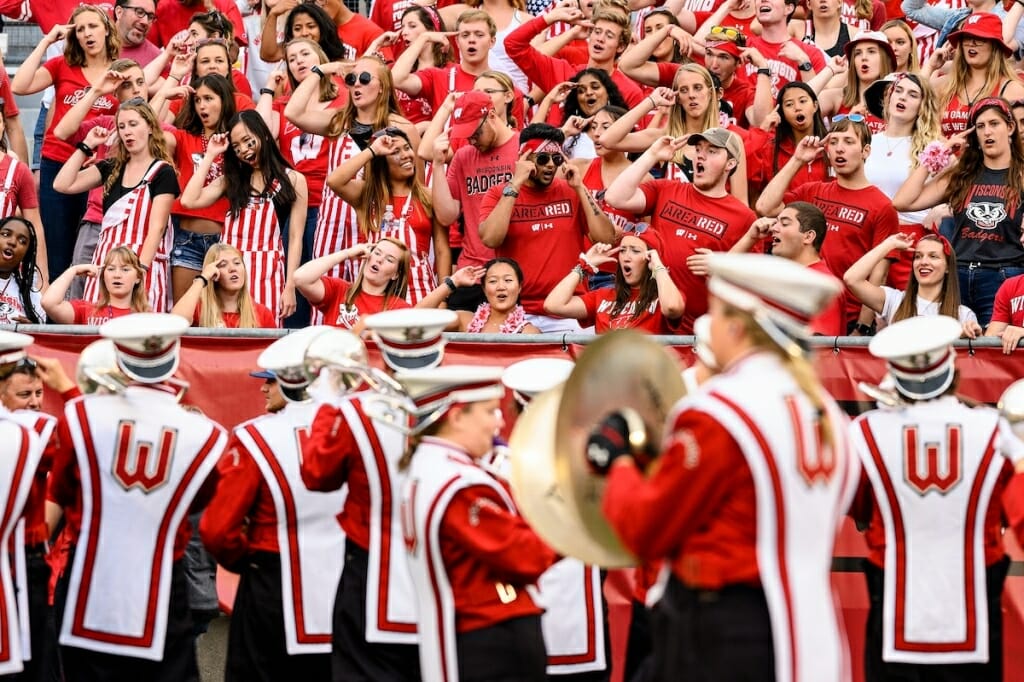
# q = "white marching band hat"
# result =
<box><xmin>706</xmin><ymin>253</ymin><xmax>841</xmax><ymax>354</ymax></box>
<box><xmin>77</xmin><ymin>339</ymin><xmax>130</xmax><ymax>394</ymax></box>
<box><xmin>868</xmin><ymin>315</ymin><xmax>962</xmax><ymax>401</ymax></box>
<box><xmin>258</xmin><ymin>325</ymin><xmax>336</xmax><ymax>402</ymax></box>
<box><xmin>501</xmin><ymin>357</ymin><xmax>575</xmax><ymax>406</ymax></box>
<box><xmin>394</xmin><ymin>365</ymin><xmax>506</xmax><ymax>432</ymax></box>
<box><xmin>100</xmin><ymin>313</ymin><xmax>189</xmax><ymax>384</ymax></box>
<box><xmin>0</xmin><ymin>330</ymin><xmax>33</xmax><ymax>365</ymax></box>
<box><xmin>364</xmin><ymin>309</ymin><xmax>457</xmax><ymax>371</ymax></box>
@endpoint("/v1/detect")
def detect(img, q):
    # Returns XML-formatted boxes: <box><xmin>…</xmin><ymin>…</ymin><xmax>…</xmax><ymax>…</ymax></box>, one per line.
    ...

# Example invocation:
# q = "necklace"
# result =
<box><xmin>882</xmin><ymin>134</ymin><xmax>909</xmax><ymax>157</ymax></box>
<box><xmin>964</xmin><ymin>82</ymin><xmax>987</xmax><ymax>107</ymax></box>
<box><xmin>0</xmin><ymin>273</ymin><xmax>13</xmax><ymax>298</ymax></box>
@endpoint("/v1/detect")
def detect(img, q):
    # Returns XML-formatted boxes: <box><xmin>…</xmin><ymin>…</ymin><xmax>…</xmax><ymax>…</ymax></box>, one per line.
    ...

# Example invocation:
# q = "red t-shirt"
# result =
<box><xmin>415</xmin><ymin>64</ymin><xmax>479</xmax><ymax>115</ymax></box>
<box><xmin>480</xmin><ymin>178</ymin><xmax>589</xmax><ymax>314</ymax></box>
<box><xmin>172</xmin><ymin>130</ymin><xmax>231</xmax><ymax>223</ymax></box>
<box><xmin>990</xmin><ymin>274</ymin><xmax>1024</xmax><ymax>328</ymax></box>
<box><xmin>637</xmin><ymin>181</ymin><xmax>755</xmax><ymax>333</ymax></box>
<box><xmin>192</xmin><ymin>301</ymin><xmax>277</xmax><ymax>328</ymax></box>
<box><xmin>168</xmin><ymin>90</ymin><xmax>254</xmax><ymax>119</ymax></box>
<box><xmin>41</xmin><ymin>59</ymin><xmax>119</xmax><ymax>163</ymax></box>
<box><xmin>338</xmin><ymin>13</ymin><xmax>384</xmax><ymax>60</ymax></box>
<box><xmin>807</xmin><ymin>260</ymin><xmax>846</xmax><ymax>336</ymax></box>
<box><xmin>151</xmin><ymin>0</ymin><xmax>248</xmax><ymax>47</ymax></box>
<box><xmin>742</xmin><ymin>36</ymin><xmax>826</xmax><ymax>100</ymax></box>
<box><xmin>0</xmin><ymin>71</ymin><xmax>18</xmax><ymax>119</ymax></box>
<box><xmin>70</xmin><ymin>300</ymin><xmax>132</xmax><ymax>325</ymax></box>
<box><xmin>746</xmin><ymin>130</ymin><xmax>830</xmax><ymax>194</ymax></box>
<box><xmin>446</xmin><ymin>134</ymin><xmax>518</xmax><ymax>269</ymax></box>
<box><xmin>784</xmin><ymin>180</ymin><xmax>899</xmax><ymax>321</ymax></box>
<box><xmin>274</xmin><ymin>93</ymin><xmax>346</xmax><ymax>210</ymax></box>
<box><xmin>314</xmin><ymin>276</ymin><xmax>411</xmax><ymax>329</ymax></box>
<box><xmin>579</xmin><ymin>287</ymin><xmax>674</xmax><ymax>334</ymax></box>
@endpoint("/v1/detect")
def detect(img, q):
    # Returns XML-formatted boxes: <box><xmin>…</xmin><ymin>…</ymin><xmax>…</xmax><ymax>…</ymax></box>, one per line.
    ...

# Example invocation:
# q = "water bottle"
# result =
<box><xmin>381</xmin><ymin>204</ymin><xmax>395</xmax><ymax>236</ymax></box>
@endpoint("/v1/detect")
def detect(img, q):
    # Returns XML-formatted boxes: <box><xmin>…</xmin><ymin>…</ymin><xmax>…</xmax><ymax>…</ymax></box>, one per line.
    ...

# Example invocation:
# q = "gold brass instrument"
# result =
<box><xmin>508</xmin><ymin>330</ymin><xmax>686</xmax><ymax>567</ymax></box>
<box><xmin>76</xmin><ymin>339</ymin><xmax>129</xmax><ymax>395</ymax></box>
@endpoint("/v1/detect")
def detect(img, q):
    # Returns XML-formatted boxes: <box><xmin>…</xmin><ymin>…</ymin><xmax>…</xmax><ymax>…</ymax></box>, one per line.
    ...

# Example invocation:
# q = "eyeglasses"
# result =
<box><xmin>623</xmin><ymin>221</ymin><xmax>650</xmax><ymax>235</ymax></box>
<box><xmin>123</xmin><ymin>96</ymin><xmax>147</xmax><ymax>106</ymax></box>
<box><xmin>708</xmin><ymin>25</ymin><xmax>746</xmax><ymax>47</ymax></box>
<box><xmin>344</xmin><ymin>71</ymin><xmax>374</xmax><ymax>87</ymax></box>
<box><xmin>121</xmin><ymin>4</ymin><xmax>156</xmax><ymax>21</ymax></box>
<box><xmin>533</xmin><ymin>152</ymin><xmax>565</xmax><ymax>167</ymax></box>
<box><xmin>831</xmin><ymin>113</ymin><xmax>865</xmax><ymax>124</ymax></box>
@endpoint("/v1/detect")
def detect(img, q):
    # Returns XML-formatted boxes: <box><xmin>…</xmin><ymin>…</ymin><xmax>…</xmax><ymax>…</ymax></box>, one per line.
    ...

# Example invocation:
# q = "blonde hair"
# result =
<box><xmin>198</xmin><ymin>243</ymin><xmax>260</xmax><ymax>328</ymax></box>
<box><xmin>284</xmin><ymin>38</ymin><xmax>338</xmax><ymax>102</ymax></box>
<box><xmin>842</xmin><ymin>41</ymin><xmax>893</xmax><ymax>110</ymax></box>
<box><xmin>883</xmin><ymin>75</ymin><xmax>941</xmax><ymax>170</ymax></box>
<box><xmin>477</xmin><ymin>71</ymin><xmax>517</xmax><ymax>127</ymax></box>
<box><xmin>104</xmin><ymin>101</ymin><xmax>176</xmax><ymax>195</ymax></box>
<box><xmin>455</xmin><ymin>9</ymin><xmax>496</xmax><ymax>36</ymax></box>
<box><xmin>94</xmin><ymin>246</ymin><xmax>150</xmax><ymax>313</ymax></box>
<box><xmin>327</xmin><ymin>55</ymin><xmax>404</xmax><ymax>138</ymax></box>
<box><xmin>668</xmin><ymin>64</ymin><xmax>720</xmax><ymax>163</ymax></box>
<box><xmin>881</xmin><ymin>20</ymin><xmax>919</xmax><ymax>72</ymax></box>
<box><xmin>941</xmin><ymin>39</ymin><xmax>1021</xmax><ymax>112</ymax></box>
<box><xmin>348</xmin><ymin>237</ymin><xmax>410</xmax><ymax>309</ymax></box>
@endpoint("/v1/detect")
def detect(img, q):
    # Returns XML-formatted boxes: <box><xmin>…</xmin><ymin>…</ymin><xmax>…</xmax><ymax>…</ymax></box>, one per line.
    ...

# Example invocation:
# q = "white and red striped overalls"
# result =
<box><xmin>0</xmin><ymin>156</ymin><xmax>27</xmax><ymax>219</ymax></box>
<box><xmin>222</xmin><ymin>179</ymin><xmax>286</xmax><ymax>317</ymax></box>
<box><xmin>85</xmin><ymin>160</ymin><xmax>172</xmax><ymax>312</ymax></box>
<box><xmin>369</xmin><ymin>194</ymin><xmax>437</xmax><ymax>305</ymax></box>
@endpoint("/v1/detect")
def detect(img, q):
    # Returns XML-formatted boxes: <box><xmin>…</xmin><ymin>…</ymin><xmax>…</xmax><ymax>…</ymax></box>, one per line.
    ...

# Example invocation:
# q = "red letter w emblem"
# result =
<box><xmin>112</xmin><ymin>421</ymin><xmax>176</xmax><ymax>493</ymax></box>
<box><xmin>903</xmin><ymin>425</ymin><xmax>962</xmax><ymax>495</ymax></box>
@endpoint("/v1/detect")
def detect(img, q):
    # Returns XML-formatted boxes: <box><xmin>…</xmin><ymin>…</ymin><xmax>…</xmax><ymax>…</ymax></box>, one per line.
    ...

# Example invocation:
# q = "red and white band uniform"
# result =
<box><xmin>84</xmin><ymin>160</ymin><xmax>176</xmax><ymax>313</ymax></box>
<box><xmin>604</xmin><ymin>352</ymin><xmax>860</xmax><ymax>682</ymax></box>
<box><xmin>222</xmin><ymin>179</ymin><xmax>289</xmax><ymax>318</ymax></box>
<box><xmin>200</xmin><ymin>400</ymin><xmax>344</xmax><ymax>680</ymax></box>
<box><xmin>0</xmin><ymin>416</ymin><xmax>44</xmax><ymax>675</ymax></box>
<box><xmin>300</xmin><ymin>393</ymin><xmax>420</xmax><ymax>677</ymax></box>
<box><xmin>849</xmin><ymin>397</ymin><xmax>1024</xmax><ymax>668</ymax></box>
<box><xmin>48</xmin><ymin>383</ymin><xmax>227</xmax><ymax>665</ymax></box>
<box><xmin>401</xmin><ymin>436</ymin><xmax>558</xmax><ymax>681</ymax></box>
<box><xmin>2</xmin><ymin>407</ymin><xmax>56</xmax><ymax>671</ymax></box>
<box><xmin>480</xmin><ymin>445</ymin><xmax>608</xmax><ymax>676</ymax></box>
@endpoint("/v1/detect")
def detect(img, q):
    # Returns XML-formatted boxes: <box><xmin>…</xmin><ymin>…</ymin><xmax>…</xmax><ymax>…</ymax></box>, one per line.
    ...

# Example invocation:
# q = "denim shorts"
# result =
<box><xmin>170</xmin><ymin>227</ymin><xmax>220</xmax><ymax>270</ymax></box>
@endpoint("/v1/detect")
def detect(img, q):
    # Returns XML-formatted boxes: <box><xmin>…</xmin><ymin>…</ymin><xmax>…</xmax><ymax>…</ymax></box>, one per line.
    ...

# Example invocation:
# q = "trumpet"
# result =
<box><xmin>76</xmin><ymin>340</ymin><xmax>130</xmax><ymax>395</ymax></box>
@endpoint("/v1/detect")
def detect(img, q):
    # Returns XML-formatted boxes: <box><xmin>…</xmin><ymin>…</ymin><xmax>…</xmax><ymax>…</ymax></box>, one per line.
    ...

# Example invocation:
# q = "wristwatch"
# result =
<box><xmin>798</xmin><ymin>61</ymin><xmax>813</xmax><ymax>72</ymax></box>
<box><xmin>502</xmin><ymin>183</ymin><xmax>520</xmax><ymax>198</ymax></box>
<box><xmin>854</xmin><ymin>323</ymin><xmax>875</xmax><ymax>336</ymax></box>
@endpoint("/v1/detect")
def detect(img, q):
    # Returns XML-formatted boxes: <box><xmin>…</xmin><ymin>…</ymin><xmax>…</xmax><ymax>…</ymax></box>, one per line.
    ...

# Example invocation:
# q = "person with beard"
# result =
<box><xmin>757</xmin><ymin>116</ymin><xmax>899</xmax><ymax>333</ymax></box>
<box><xmin>729</xmin><ymin>203</ymin><xmax>847</xmax><ymax>336</ymax></box>
<box><xmin>894</xmin><ymin>97</ymin><xmax>1024</xmax><ymax>327</ymax></box>
<box><xmin>479</xmin><ymin>123</ymin><xmax>616</xmax><ymax>333</ymax></box>
<box><xmin>432</xmin><ymin>91</ymin><xmax>519</xmax><ymax>312</ymax></box>
<box><xmin>113</xmin><ymin>0</ymin><xmax>160</xmax><ymax>66</ymax></box>
<box><xmin>604</xmin><ymin>128</ymin><xmax>755</xmax><ymax>335</ymax></box>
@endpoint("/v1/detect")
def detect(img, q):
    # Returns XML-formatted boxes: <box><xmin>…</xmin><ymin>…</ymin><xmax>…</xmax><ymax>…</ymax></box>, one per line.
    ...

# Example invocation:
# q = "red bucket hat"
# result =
<box><xmin>948</xmin><ymin>13</ymin><xmax>1013</xmax><ymax>56</ymax></box>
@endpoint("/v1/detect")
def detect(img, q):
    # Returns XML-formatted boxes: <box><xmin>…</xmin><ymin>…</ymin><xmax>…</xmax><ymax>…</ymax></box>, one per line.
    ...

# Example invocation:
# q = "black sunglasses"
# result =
<box><xmin>371</xmin><ymin>126</ymin><xmax>404</xmax><ymax>140</ymax></box>
<box><xmin>0</xmin><ymin>357</ymin><xmax>36</xmax><ymax>381</ymax></box>
<box><xmin>534</xmin><ymin>152</ymin><xmax>565</xmax><ymax>167</ymax></box>
<box><xmin>344</xmin><ymin>71</ymin><xmax>374</xmax><ymax>87</ymax></box>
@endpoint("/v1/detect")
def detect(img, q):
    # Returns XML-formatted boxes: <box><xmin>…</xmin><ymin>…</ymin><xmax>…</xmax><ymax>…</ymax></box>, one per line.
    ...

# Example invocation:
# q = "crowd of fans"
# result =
<box><xmin>0</xmin><ymin>0</ymin><xmax>1021</xmax><ymax>346</ymax></box>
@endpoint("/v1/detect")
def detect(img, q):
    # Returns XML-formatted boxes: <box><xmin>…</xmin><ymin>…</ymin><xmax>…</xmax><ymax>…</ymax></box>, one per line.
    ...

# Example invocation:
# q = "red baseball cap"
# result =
<box><xmin>450</xmin><ymin>91</ymin><xmax>494</xmax><ymax>140</ymax></box>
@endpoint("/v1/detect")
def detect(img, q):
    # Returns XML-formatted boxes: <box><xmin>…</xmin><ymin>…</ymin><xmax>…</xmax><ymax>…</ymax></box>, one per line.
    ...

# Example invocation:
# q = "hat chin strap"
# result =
<box><xmin>751</xmin><ymin>308</ymin><xmax>809</xmax><ymax>360</ymax></box>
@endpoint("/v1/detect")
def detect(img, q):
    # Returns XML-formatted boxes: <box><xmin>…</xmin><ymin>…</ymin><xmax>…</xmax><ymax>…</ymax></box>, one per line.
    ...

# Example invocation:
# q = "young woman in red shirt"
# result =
<box><xmin>171</xmin><ymin>243</ymin><xmax>277</xmax><ymax>328</ymax></box>
<box><xmin>42</xmin><ymin>246</ymin><xmax>150</xmax><ymax>325</ymax></box>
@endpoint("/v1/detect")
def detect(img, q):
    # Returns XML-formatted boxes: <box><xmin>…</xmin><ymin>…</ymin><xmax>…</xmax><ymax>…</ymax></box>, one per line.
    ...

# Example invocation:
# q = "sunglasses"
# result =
<box><xmin>831</xmin><ymin>113</ymin><xmax>866</xmax><ymax>124</ymax></box>
<box><xmin>623</xmin><ymin>221</ymin><xmax>651</xmax><ymax>235</ymax></box>
<box><xmin>533</xmin><ymin>152</ymin><xmax>565</xmax><ymax>167</ymax></box>
<box><xmin>708</xmin><ymin>25</ymin><xmax>746</xmax><ymax>46</ymax></box>
<box><xmin>371</xmin><ymin>126</ymin><xmax>404</xmax><ymax>140</ymax></box>
<box><xmin>345</xmin><ymin>71</ymin><xmax>374</xmax><ymax>87</ymax></box>
<box><xmin>0</xmin><ymin>357</ymin><xmax>37</xmax><ymax>381</ymax></box>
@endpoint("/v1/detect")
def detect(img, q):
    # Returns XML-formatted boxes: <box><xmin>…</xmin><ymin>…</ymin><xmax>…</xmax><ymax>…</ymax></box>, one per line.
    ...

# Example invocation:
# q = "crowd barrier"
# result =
<box><xmin>12</xmin><ymin>327</ymin><xmax>1024</xmax><ymax>681</ymax></box>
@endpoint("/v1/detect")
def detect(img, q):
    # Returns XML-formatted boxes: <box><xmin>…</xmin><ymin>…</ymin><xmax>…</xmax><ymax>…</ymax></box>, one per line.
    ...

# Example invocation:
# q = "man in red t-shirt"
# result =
<box><xmin>984</xmin><ymin>274</ymin><xmax>1024</xmax><ymax>353</ymax></box>
<box><xmin>757</xmin><ymin>117</ymin><xmax>898</xmax><ymax>332</ymax></box>
<box><xmin>392</xmin><ymin>10</ymin><xmax>496</xmax><ymax>113</ymax></box>
<box><xmin>742</xmin><ymin>0</ymin><xmax>825</xmax><ymax>100</ymax></box>
<box><xmin>730</xmin><ymin>203</ymin><xmax>847</xmax><ymax>336</ymax></box>
<box><xmin>479</xmin><ymin>123</ymin><xmax>616</xmax><ymax>332</ymax></box>
<box><xmin>604</xmin><ymin>128</ymin><xmax>756</xmax><ymax>334</ymax></box>
<box><xmin>433</xmin><ymin>91</ymin><xmax>519</xmax><ymax>311</ymax></box>
<box><xmin>505</xmin><ymin>3</ymin><xmax>645</xmax><ymax>108</ymax></box>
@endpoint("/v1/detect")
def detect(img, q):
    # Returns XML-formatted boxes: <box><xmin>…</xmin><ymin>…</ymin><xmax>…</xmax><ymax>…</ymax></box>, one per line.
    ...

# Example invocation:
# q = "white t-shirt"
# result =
<box><xmin>864</xmin><ymin>133</ymin><xmax>930</xmax><ymax>226</ymax></box>
<box><xmin>0</xmin><ymin>275</ymin><xmax>44</xmax><ymax>324</ymax></box>
<box><xmin>879</xmin><ymin>286</ymin><xmax>976</xmax><ymax>329</ymax></box>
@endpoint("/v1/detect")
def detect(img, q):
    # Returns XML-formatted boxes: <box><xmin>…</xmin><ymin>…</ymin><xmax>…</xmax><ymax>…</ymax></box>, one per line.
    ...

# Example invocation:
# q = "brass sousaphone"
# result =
<box><xmin>508</xmin><ymin>330</ymin><xmax>686</xmax><ymax>567</ymax></box>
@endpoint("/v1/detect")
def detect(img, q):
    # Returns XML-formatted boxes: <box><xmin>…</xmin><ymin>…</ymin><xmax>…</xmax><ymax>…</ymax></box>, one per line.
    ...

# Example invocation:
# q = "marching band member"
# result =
<box><xmin>593</xmin><ymin>253</ymin><xmax>859</xmax><ymax>681</ymax></box>
<box><xmin>499</xmin><ymin>358</ymin><xmax>610</xmax><ymax>681</ymax></box>
<box><xmin>200</xmin><ymin>327</ymin><xmax>353</xmax><ymax>681</ymax></box>
<box><xmin>0</xmin><ymin>333</ymin><xmax>50</xmax><ymax>678</ymax></box>
<box><xmin>48</xmin><ymin>313</ymin><xmax>228</xmax><ymax>681</ymax></box>
<box><xmin>398</xmin><ymin>365</ymin><xmax>558</xmax><ymax>682</ymax></box>
<box><xmin>300</xmin><ymin>309</ymin><xmax>457</xmax><ymax>681</ymax></box>
<box><xmin>849</xmin><ymin>315</ymin><xmax>1024</xmax><ymax>681</ymax></box>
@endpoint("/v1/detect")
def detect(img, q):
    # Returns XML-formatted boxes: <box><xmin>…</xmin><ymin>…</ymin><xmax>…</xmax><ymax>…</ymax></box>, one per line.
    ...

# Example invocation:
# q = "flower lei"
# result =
<box><xmin>918</xmin><ymin>141</ymin><xmax>954</xmax><ymax>175</ymax></box>
<box><xmin>466</xmin><ymin>302</ymin><xmax>527</xmax><ymax>334</ymax></box>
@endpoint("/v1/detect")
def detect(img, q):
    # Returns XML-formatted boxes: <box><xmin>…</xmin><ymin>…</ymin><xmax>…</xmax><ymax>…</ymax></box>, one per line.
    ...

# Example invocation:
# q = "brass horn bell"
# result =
<box><xmin>508</xmin><ymin>330</ymin><xmax>686</xmax><ymax>567</ymax></box>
